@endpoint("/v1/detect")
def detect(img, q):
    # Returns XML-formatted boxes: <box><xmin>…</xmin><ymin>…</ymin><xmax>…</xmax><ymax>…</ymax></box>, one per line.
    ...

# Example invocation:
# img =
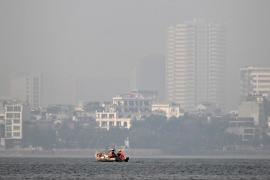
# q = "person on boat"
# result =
<box><xmin>117</xmin><ymin>149</ymin><xmax>125</xmax><ymax>161</ymax></box>
<box><xmin>108</xmin><ymin>148</ymin><xmax>117</xmax><ymax>158</ymax></box>
<box><xmin>96</xmin><ymin>152</ymin><xmax>103</xmax><ymax>158</ymax></box>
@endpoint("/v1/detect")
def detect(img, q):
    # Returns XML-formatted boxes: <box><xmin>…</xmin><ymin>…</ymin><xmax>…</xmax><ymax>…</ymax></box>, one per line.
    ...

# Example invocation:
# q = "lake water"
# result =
<box><xmin>0</xmin><ymin>157</ymin><xmax>269</xmax><ymax>179</ymax></box>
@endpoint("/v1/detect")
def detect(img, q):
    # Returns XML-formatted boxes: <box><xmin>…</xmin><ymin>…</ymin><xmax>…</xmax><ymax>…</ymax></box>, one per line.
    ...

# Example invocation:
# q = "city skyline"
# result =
<box><xmin>0</xmin><ymin>0</ymin><xmax>270</xmax><ymax>110</ymax></box>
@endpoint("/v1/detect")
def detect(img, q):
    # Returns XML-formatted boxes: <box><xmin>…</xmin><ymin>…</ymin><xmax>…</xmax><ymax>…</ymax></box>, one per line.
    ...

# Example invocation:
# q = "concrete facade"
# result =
<box><xmin>4</xmin><ymin>104</ymin><xmax>23</xmax><ymax>139</ymax></box>
<box><xmin>96</xmin><ymin>111</ymin><xmax>131</xmax><ymax>130</ymax></box>
<box><xmin>112</xmin><ymin>91</ymin><xmax>155</xmax><ymax>114</ymax></box>
<box><xmin>166</xmin><ymin>19</ymin><xmax>225</xmax><ymax>111</ymax></box>
<box><xmin>240</xmin><ymin>66</ymin><xmax>270</xmax><ymax>100</ymax></box>
<box><xmin>152</xmin><ymin>103</ymin><xmax>184</xmax><ymax>119</ymax></box>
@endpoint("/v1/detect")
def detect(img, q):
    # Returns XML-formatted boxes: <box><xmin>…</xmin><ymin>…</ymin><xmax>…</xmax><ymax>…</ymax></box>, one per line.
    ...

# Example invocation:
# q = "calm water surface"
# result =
<box><xmin>0</xmin><ymin>157</ymin><xmax>269</xmax><ymax>179</ymax></box>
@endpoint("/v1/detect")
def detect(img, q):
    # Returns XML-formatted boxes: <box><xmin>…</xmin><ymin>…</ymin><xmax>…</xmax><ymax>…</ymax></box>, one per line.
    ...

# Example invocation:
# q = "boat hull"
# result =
<box><xmin>95</xmin><ymin>155</ymin><xmax>129</xmax><ymax>162</ymax></box>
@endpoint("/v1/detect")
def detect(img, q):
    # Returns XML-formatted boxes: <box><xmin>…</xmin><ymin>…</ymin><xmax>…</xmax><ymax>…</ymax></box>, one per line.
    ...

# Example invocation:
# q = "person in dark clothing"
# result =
<box><xmin>111</xmin><ymin>149</ymin><xmax>117</xmax><ymax>158</ymax></box>
<box><xmin>108</xmin><ymin>149</ymin><xmax>117</xmax><ymax>158</ymax></box>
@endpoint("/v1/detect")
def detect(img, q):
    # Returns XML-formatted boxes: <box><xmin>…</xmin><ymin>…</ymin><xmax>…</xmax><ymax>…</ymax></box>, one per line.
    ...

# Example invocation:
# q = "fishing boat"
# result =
<box><xmin>95</xmin><ymin>149</ymin><xmax>129</xmax><ymax>162</ymax></box>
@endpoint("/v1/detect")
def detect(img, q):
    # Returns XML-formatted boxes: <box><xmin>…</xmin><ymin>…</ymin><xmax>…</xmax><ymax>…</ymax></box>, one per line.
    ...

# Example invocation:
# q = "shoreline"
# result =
<box><xmin>1</xmin><ymin>148</ymin><xmax>270</xmax><ymax>159</ymax></box>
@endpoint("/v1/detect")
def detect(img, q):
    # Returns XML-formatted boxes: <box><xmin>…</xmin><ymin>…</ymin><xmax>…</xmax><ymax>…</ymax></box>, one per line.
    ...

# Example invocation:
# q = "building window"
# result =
<box><xmin>101</xmin><ymin>114</ymin><xmax>107</xmax><ymax>118</ymax></box>
<box><xmin>124</xmin><ymin>122</ymin><xmax>128</xmax><ymax>128</ymax></box>
<box><xmin>6</xmin><ymin>113</ymin><xmax>13</xmax><ymax>118</ymax></box>
<box><xmin>6</xmin><ymin>106</ymin><xmax>13</xmax><ymax>112</ymax></box>
<box><xmin>243</xmin><ymin>134</ymin><xmax>253</xmax><ymax>140</ymax></box>
<box><xmin>15</xmin><ymin>113</ymin><xmax>21</xmax><ymax>118</ymax></box>
<box><xmin>116</xmin><ymin>121</ymin><xmax>121</xmax><ymax>126</ymax></box>
<box><xmin>101</xmin><ymin>121</ymin><xmax>107</xmax><ymax>127</ymax></box>
<box><xmin>13</xmin><ymin>126</ymin><xmax>20</xmax><ymax>131</ymax></box>
<box><xmin>13</xmin><ymin>119</ymin><xmax>20</xmax><ymax>124</ymax></box>
<box><xmin>109</xmin><ymin>121</ymin><xmax>114</xmax><ymax>127</ymax></box>
<box><xmin>13</xmin><ymin>132</ymin><xmax>21</xmax><ymax>137</ymax></box>
<box><xmin>14</xmin><ymin>106</ymin><xmax>21</xmax><ymax>112</ymax></box>
<box><xmin>109</xmin><ymin>114</ymin><xmax>114</xmax><ymax>118</ymax></box>
<box><xmin>6</xmin><ymin>126</ymin><xmax>12</xmax><ymax>131</ymax></box>
<box><xmin>6</xmin><ymin>119</ymin><xmax>12</xmax><ymax>125</ymax></box>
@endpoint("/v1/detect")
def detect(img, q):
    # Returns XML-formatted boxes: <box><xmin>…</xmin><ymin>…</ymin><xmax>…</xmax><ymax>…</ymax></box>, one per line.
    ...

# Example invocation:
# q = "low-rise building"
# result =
<box><xmin>112</xmin><ymin>91</ymin><xmax>156</xmax><ymax>115</ymax></box>
<box><xmin>226</xmin><ymin>117</ymin><xmax>256</xmax><ymax>142</ymax></box>
<box><xmin>96</xmin><ymin>111</ymin><xmax>131</xmax><ymax>130</ymax></box>
<box><xmin>5</xmin><ymin>104</ymin><xmax>24</xmax><ymax>139</ymax></box>
<box><xmin>151</xmin><ymin>103</ymin><xmax>183</xmax><ymax>119</ymax></box>
<box><xmin>240</xmin><ymin>66</ymin><xmax>270</xmax><ymax>100</ymax></box>
<box><xmin>238</xmin><ymin>95</ymin><xmax>266</xmax><ymax>126</ymax></box>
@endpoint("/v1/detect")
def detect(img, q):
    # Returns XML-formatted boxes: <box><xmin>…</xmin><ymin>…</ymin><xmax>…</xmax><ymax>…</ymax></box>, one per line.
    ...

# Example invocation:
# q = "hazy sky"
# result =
<box><xmin>0</xmin><ymin>0</ymin><xmax>269</xmax><ymax>108</ymax></box>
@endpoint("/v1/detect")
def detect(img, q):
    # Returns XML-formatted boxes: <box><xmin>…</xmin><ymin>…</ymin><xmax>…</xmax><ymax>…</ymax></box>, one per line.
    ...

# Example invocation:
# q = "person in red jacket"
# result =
<box><xmin>117</xmin><ymin>150</ymin><xmax>125</xmax><ymax>161</ymax></box>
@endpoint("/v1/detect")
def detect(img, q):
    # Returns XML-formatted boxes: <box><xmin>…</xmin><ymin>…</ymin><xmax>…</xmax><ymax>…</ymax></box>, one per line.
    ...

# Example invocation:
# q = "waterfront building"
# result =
<box><xmin>238</xmin><ymin>95</ymin><xmax>267</xmax><ymax>126</ymax></box>
<box><xmin>152</xmin><ymin>103</ymin><xmax>184</xmax><ymax>119</ymax></box>
<box><xmin>112</xmin><ymin>90</ymin><xmax>156</xmax><ymax>114</ymax></box>
<box><xmin>166</xmin><ymin>19</ymin><xmax>226</xmax><ymax>111</ymax></box>
<box><xmin>4</xmin><ymin>104</ymin><xmax>23</xmax><ymax>139</ymax></box>
<box><xmin>240</xmin><ymin>66</ymin><xmax>270</xmax><ymax>100</ymax></box>
<box><xmin>96</xmin><ymin>111</ymin><xmax>131</xmax><ymax>130</ymax></box>
<box><xmin>226</xmin><ymin>117</ymin><xmax>255</xmax><ymax>142</ymax></box>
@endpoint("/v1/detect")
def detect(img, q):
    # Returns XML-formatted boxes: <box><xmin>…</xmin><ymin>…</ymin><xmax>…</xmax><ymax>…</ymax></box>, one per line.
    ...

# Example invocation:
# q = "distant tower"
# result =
<box><xmin>166</xmin><ymin>19</ymin><xmax>226</xmax><ymax>111</ymax></box>
<box><xmin>132</xmin><ymin>54</ymin><xmax>165</xmax><ymax>101</ymax></box>
<box><xmin>10</xmin><ymin>73</ymin><xmax>43</xmax><ymax>109</ymax></box>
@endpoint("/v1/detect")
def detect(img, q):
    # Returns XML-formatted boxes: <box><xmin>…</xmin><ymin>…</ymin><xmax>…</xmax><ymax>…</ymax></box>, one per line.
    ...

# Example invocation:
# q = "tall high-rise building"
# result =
<box><xmin>166</xmin><ymin>19</ymin><xmax>226</xmax><ymax>111</ymax></box>
<box><xmin>10</xmin><ymin>73</ymin><xmax>43</xmax><ymax>109</ymax></box>
<box><xmin>131</xmin><ymin>54</ymin><xmax>165</xmax><ymax>101</ymax></box>
<box><xmin>240</xmin><ymin>66</ymin><xmax>270</xmax><ymax>100</ymax></box>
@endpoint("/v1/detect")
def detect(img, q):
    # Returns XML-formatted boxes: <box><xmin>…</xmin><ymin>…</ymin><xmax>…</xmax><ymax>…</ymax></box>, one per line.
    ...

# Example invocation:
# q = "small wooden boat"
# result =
<box><xmin>95</xmin><ymin>150</ymin><xmax>129</xmax><ymax>162</ymax></box>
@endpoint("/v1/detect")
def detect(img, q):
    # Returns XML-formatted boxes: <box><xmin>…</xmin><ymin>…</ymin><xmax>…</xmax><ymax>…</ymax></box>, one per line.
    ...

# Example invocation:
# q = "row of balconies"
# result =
<box><xmin>97</xmin><ymin>119</ymin><xmax>131</xmax><ymax>130</ymax></box>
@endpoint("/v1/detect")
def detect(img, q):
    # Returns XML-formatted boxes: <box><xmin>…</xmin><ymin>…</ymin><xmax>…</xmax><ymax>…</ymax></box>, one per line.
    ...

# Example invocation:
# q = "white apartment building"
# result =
<box><xmin>240</xmin><ymin>66</ymin><xmax>270</xmax><ymax>99</ymax></box>
<box><xmin>5</xmin><ymin>104</ymin><xmax>23</xmax><ymax>139</ymax></box>
<box><xmin>166</xmin><ymin>19</ymin><xmax>226</xmax><ymax>111</ymax></box>
<box><xmin>96</xmin><ymin>111</ymin><xmax>131</xmax><ymax>130</ymax></box>
<box><xmin>10</xmin><ymin>73</ymin><xmax>43</xmax><ymax>109</ymax></box>
<box><xmin>112</xmin><ymin>91</ymin><xmax>155</xmax><ymax>114</ymax></box>
<box><xmin>152</xmin><ymin>103</ymin><xmax>184</xmax><ymax>119</ymax></box>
